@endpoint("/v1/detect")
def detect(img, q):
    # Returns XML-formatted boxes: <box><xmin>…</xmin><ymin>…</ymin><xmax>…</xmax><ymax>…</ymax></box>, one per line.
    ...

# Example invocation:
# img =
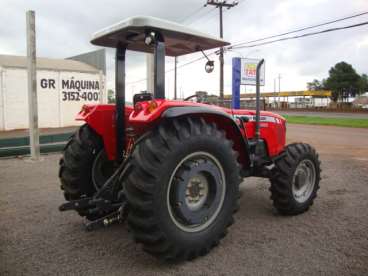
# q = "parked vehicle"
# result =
<box><xmin>59</xmin><ymin>16</ymin><xmax>321</xmax><ymax>261</ymax></box>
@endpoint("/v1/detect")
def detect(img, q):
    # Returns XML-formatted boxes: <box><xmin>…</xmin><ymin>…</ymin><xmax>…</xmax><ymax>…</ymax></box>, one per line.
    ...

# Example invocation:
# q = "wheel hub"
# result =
<box><xmin>185</xmin><ymin>174</ymin><xmax>209</xmax><ymax>211</ymax></box>
<box><xmin>168</xmin><ymin>152</ymin><xmax>226</xmax><ymax>232</ymax></box>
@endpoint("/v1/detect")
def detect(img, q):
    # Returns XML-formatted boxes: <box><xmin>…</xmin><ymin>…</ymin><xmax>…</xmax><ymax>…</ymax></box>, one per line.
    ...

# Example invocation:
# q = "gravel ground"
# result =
<box><xmin>1</xmin><ymin>124</ymin><xmax>368</xmax><ymax>275</ymax></box>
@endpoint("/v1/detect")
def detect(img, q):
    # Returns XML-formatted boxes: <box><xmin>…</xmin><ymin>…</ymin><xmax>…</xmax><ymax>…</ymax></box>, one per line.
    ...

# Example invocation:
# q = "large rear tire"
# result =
<box><xmin>270</xmin><ymin>143</ymin><xmax>321</xmax><ymax>215</ymax></box>
<box><xmin>59</xmin><ymin>124</ymin><xmax>114</xmax><ymax>220</ymax></box>
<box><xmin>124</xmin><ymin>117</ymin><xmax>241</xmax><ymax>261</ymax></box>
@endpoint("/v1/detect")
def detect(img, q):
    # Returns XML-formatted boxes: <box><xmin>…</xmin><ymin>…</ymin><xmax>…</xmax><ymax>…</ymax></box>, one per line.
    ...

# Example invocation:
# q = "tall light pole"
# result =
<box><xmin>205</xmin><ymin>0</ymin><xmax>238</xmax><ymax>104</ymax></box>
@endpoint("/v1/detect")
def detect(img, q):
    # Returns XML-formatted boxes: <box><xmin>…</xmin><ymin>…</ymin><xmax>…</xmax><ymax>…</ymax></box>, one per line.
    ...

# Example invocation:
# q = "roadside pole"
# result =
<box><xmin>146</xmin><ymin>53</ymin><xmax>154</xmax><ymax>93</ymax></box>
<box><xmin>26</xmin><ymin>10</ymin><xmax>40</xmax><ymax>160</ymax></box>
<box><xmin>278</xmin><ymin>73</ymin><xmax>282</xmax><ymax>108</ymax></box>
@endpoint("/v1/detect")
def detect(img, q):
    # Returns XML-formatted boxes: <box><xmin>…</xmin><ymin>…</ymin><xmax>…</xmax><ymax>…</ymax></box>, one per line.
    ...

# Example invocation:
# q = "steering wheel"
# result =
<box><xmin>183</xmin><ymin>94</ymin><xmax>201</xmax><ymax>102</ymax></box>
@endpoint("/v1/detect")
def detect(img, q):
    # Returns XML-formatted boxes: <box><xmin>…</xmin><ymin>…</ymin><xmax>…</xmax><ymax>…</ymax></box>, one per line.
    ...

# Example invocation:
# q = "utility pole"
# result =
<box><xmin>278</xmin><ymin>73</ymin><xmax>282</xmax><ymax>108</ymax></box>
<box><xmin>205</xmin><ymin>0</ymin><xmax>238</xmax><ymax>104</ymax></box>
<box><xmin>26</xmin><ymin>10</ymin><xmax>40</xmax><ymax>160</ymax></box>
<box><xmin>174</xmin><ymin>56</ymin><xmax>177</xmax><ymax>100</ymax></box>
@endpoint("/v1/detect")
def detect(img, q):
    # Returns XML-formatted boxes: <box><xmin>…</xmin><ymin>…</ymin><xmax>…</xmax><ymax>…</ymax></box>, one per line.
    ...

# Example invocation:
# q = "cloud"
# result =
<box><xmin>1</xmin><ymin>0</ymin><xmax>368</xmax><ymax>99</ymax></box>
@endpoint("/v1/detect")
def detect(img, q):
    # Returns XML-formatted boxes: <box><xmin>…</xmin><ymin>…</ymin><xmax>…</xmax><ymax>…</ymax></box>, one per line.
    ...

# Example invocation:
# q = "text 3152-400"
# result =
<box><xmin>62</xmin><ymin>91</ymin><xmax>99</xmax><ymax>101</ymax></box>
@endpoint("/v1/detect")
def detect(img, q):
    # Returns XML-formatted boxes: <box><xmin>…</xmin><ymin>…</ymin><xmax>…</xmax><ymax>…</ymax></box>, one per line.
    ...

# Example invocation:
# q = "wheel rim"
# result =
<box><xmin>92</xmin><ymin>150</ymin><xmax>115</xmax><ymax>190</ymax></box>
<box><xmin>292</xmin><ymin>159</ymin><xmax>316</xmax><ymax>203</ymax></box>
<box><xmin>167</xmin><ymin>152</ymin><xmax>226</xmax><ymax>233</ymax></box>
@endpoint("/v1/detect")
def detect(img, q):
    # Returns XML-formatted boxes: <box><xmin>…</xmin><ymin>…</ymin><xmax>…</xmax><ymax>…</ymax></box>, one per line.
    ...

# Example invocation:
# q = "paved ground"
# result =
<box><xmin>1</xmin><ymin>124</ymin><xmax>368</xmax><ymax>275</ymax></box>
<box><xmin>278</xmin><ymin>111</ymin><xmax>368</xmax><ymax>119</ymax></box>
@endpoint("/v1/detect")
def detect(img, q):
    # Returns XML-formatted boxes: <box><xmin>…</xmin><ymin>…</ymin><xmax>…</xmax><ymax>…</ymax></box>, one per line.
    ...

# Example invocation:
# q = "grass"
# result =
<box><xmin>283</xmin><ymin>115</ymin><xmax>368</xmax><ymax>128</ymax></box>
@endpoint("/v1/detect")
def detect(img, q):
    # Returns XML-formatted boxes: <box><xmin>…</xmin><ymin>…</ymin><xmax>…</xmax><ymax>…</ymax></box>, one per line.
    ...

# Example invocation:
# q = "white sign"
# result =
<box><xmin>240</xmin><ymin>58</ymin><xmax>265</xmax><ymax>86</ymax></box>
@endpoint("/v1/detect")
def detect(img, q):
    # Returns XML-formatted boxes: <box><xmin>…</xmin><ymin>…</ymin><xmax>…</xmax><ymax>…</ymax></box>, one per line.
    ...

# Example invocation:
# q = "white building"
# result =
<box><xmin>0</xmin><ymin>54</ymin><xmax>106</xmax><ymax>131</ymax></box>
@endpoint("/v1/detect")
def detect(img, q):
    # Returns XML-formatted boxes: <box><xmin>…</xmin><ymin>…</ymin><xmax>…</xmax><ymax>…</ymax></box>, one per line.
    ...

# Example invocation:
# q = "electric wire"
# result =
<box><xmin>126</xmin><ymin>53</ymin><xmax>213</xmax><ymax>85</ymax></box>
<box><xmin>179</xmin><ymin>5</ymin><xmax>206</xmax><ymax>23</ymax></box>
<box><xmin>229</xmin><ymin>11</ymin><xmax>368</xmax><ymax>49</ymax></box>
<box><xmin>186</xmin><ymin>6</ymin><xmax>218</xmax><ymax>25</ymax></box>
<box><xmin>230</xmin><ymin>20</ymin><xmax>368</xmax><ymax>49</ymax></box>
<box><xmin>127</xmin><ymin>11</ymin><xmax>368</xmax><ymax>85</ymax></box>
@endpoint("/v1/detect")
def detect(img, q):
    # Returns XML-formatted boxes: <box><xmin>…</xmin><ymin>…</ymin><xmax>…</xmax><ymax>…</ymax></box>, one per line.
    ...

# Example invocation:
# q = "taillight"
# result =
<box><xmin>146</xmin><ymin>100</ymin><xmax>158</xmax><ymax>114</ymax></box>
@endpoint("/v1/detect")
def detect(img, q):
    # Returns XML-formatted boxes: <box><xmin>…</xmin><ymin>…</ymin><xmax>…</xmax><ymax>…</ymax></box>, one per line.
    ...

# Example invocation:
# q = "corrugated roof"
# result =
<box><xmin>0</xmin><ymin>54</ymin><xmax>100</xmax><ymax>73</ymax></box>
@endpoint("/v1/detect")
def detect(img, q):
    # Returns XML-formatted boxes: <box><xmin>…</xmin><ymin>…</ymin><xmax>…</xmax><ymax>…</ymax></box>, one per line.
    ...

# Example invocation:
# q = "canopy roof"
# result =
<box><xmin>91</xmin><ymin>16</ymin><xmax>230</xmax><ymax>56</ymax></box>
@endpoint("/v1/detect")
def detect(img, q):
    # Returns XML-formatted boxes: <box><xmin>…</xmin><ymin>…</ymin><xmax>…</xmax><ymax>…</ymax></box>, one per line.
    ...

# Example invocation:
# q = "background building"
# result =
<box><xmin>0</xmin><ymin>53</ymin><xmax>106</xmax><ymax>130</ymax></box>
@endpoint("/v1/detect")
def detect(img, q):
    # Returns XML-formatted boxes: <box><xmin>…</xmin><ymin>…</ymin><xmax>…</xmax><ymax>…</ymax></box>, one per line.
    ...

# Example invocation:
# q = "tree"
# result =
<box><xmin>324</xmin><ymin>62</ymin><xmax>361</xmax><ymax>102</ymax></box>
<box><xmin>358</xmin><ymin>73</ymin><xmax>368</xmax><ymax>95</ymax></box>
<box><xmin>307</xmin><ymin>79</ymin><xmax>324</xmax><ymax>91</ymax></box>
<box><xmin>107</xmin><ymin>89</ymin><xmax>115</xmax><ymax>103</ymax></box>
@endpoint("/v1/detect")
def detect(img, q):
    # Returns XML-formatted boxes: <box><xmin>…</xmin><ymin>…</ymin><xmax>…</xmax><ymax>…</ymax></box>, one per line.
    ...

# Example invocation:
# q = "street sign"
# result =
<box><xmin>240</xmin><ymin>58</ymin><xmax>265</xmax><ymax>86</ymax></box>
<box><xmin>232</xmin><ymin>57</ymin><xmax>265</xmax><ymax>109</ymax></box>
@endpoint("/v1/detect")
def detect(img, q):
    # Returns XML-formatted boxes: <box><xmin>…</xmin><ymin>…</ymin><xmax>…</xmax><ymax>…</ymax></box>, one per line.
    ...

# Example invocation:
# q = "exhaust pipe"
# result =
<box><xmin>254</xmin><ymin>59</ymin><xmax>264</xmax><ymax>142</ymax></box>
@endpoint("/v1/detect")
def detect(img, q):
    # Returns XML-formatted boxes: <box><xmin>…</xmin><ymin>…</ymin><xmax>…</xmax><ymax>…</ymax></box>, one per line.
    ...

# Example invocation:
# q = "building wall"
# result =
<box><xmin>0</xmin><ymin>67</ymin><xmax>106</xmax><ymax>130</ymax></box>
<box><xmin>0</xmin><ymin>68</ymin><xmax>4</xmax><ymax>130</ymax></box>
<box><xmin>3</xmin><ymin>68</ymin><xmax>28</xmax><ymax>130</ymax></box>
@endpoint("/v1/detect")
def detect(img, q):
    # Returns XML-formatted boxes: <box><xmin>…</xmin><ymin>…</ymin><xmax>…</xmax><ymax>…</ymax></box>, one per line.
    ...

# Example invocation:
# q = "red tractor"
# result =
<box><xmin>59</xmin><ymin>16</ymin><xmax>321</xmax><ymax>261</ymax></box>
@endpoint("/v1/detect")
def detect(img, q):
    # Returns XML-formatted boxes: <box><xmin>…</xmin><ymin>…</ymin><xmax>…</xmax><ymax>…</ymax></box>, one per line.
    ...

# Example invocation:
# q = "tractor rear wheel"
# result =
<box><xmin>270</xmin><ymin>143</ymin><xmax>321</xmax><ymax>215</ymax></box>
<box><xmin>124</xmin><ymin>117</ymin><xmax>241</xmax><ymax>261</ymax></box>
<box><xmin>59</xmin><ymin>124</ymin><xmax>114</xmax><ymax>220</ymax></box>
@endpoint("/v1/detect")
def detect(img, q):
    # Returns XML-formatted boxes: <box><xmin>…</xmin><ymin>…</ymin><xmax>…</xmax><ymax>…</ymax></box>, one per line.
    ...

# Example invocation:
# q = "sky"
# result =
<box><xmin>1</xmin><ymin>0</ymin><xmax>368</xmax><ymax>101</ymax></box>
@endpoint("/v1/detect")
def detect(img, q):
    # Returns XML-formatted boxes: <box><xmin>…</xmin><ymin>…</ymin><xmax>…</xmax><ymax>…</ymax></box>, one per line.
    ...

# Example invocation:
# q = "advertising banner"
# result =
<box><xmin>240</xmin><ymin>58</ymin><xmax>265</xmax><ymax>86</ymax></box>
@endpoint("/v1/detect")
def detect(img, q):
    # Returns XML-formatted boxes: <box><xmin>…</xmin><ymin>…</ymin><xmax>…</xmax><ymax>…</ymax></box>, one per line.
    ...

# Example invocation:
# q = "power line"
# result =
<box><xmin>179</xmin><ymin>5</ymin><xmax>206</xmax><ymax>23</ymax></box>
<box><xmin>186</xmin><ymin>6</ymin><xmax>217</xmax><ymax>25</ymax></box>
<box><xmin>126</xmin><ymin>52</ymin><xmax>214</xmax><ymax>85</ymax></box>
<box><xmin>129</xmin><ymin>4</ymin><xmax>210</xmax><ymax>86</ymax></box>
<box><xmin>135</xmin><ymin>3</ymin><xmax>240</xmax><ymax>87</ymax></box>
<box><xmin>237</xmin><ymin>0</ymin><xmax>247</xmax><ymax>6</ymax></box>
<box><xmin>172</xmin><ymin>52</ymin><xmax>217</xmax><ymax>71</ymax></box>
<box><xmin>230</xmin><ymin>20</ymin><xmax>368</xmax><ymax>49</ymax></box>
<box><xmin>204</xmin><ymin>0</ymin><xmax>239</xmax><ymax>102</ymax></box>
<box><xmin>128</xmin><ymin>11</ymin><xmax>368</xmax><ymax>86</ymax></box>
<box><xmin>126</xmin><ymin>77</ymin><xmax>147</xmax><ymax>85</ymax></box>
<box><xmin>229</xmin><ymin>11</ymin><xmax>368</xmax><ymax>49</ymax></box>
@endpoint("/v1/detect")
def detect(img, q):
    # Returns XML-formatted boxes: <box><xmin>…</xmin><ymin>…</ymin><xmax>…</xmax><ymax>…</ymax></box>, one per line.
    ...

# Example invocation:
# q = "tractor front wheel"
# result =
<box><xmin>270</xmin><ymin>143</ymin><xmax>321</xmax><ymax>215</ymax></box>
<box><xmin>124</xmin><ymin>117</ymin><xmax>241</xmax><ymax>261</ymax></box>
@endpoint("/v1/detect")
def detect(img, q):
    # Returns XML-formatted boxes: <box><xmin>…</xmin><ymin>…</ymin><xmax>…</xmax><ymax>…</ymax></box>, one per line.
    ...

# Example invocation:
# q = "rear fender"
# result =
<box><xmin>76</xmin><ymin>104</ymin><xmax>133</xmax><ymax>160</ymax></box>
<box><xmin>162</xmin><ymin>107</ymin><xmax>251</xmax><ymax>169</ymax></box>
